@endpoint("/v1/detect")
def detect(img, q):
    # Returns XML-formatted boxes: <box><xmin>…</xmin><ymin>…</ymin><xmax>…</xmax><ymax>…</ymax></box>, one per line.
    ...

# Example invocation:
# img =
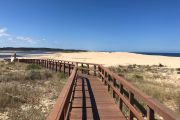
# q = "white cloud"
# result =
<box><xmin>16</xmin><ymin>36</ymin><xmax>37</xmax><ymax>44</ymax></box>
<box><xmin>0</xmin><ymin>28</ymin><xmax>9</xmax><ymax>37</ymax></box>
<box><xmin>0</xmin><ymin>27</ymin><xmax>46</xmax><ymax>46</ymax></box>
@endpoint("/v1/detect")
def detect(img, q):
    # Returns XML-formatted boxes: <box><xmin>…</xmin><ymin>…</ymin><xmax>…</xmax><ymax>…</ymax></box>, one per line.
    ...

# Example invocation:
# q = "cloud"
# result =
<box><xmin>0</xmin><ymin>28</ymin><xmax>9</xmax><ymax>37</ymax></box>
<box><xmin>16</xmin><ymin>36</ymin><xmax>37</xmax><ymax>44</ymax></box>
<box><xmin>0</xmin><ymin>27</ymin><xmax>45</xmax><ymax>46</ymax></box>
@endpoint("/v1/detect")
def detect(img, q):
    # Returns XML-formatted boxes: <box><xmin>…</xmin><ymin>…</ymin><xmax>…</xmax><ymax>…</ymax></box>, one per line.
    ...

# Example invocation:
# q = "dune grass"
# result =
<box><xmin>109</xmin><ymin>64</ymin><xmax>180</xmax><ymax>114</ymax></box>
<box><xmin>0</xmin><ymin>61</ymin><xmax>67</xmax><ymax>120</ymax></box>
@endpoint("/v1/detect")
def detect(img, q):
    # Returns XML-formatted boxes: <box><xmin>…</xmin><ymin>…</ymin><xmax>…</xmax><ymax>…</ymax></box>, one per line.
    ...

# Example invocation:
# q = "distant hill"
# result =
<box><xmin>0</xmin><ymin>47</ymin><xmax>87</xmax><ymax>52</ymax></box>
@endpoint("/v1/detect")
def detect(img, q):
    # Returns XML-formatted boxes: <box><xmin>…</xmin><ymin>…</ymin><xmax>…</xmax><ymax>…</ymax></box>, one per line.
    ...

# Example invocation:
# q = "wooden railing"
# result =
<box><xmin>47</xmin><ymin>65</ymin><xmax>77</xmax><ymax>120</ymax></box>
<box><xmin>16</xmin><ymin>58</ymin><xmax>180</xmax><ymax>120</ymax></box>
<box><xmin>98</xmin><ymin>65</ymin><xmax>180</xmax><ymax>120</ymax></box>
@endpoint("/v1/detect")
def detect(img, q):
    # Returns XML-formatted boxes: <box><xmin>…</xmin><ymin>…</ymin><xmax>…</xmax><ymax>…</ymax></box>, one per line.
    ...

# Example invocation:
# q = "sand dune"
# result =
<box><xmin>31</xmin><ymin>52</ymin><xmax>180</xmax><ymax>68</ymax></box>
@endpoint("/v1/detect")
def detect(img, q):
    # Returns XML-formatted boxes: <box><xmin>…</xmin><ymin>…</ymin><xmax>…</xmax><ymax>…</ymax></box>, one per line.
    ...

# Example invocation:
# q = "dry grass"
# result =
<box><xmin>0</xmin><ymin>61</ymin><xmax>67</xmax><ymax>120</ymax></box>
<box><xmin>109</xmin><ymin>64</ymin><xmax>180</xmax><ymax>114</ymax></box>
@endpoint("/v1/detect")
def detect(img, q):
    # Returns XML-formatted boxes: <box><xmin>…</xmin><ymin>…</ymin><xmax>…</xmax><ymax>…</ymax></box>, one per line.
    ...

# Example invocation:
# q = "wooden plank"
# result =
<box><xmin>70</xmin><ymin>75</ymin><xmax>125</xmax><ymax>120</ymax></box>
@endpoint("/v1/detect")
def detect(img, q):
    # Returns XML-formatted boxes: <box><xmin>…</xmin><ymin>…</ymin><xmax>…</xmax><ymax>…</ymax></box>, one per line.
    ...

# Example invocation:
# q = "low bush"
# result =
<box><xmin>26</xmin><ymin>64</ymin><xmax>41</xmax><ymax>70</ymax></box>
<box><xmin>25</xmin><ymin>70</ymin><xmax>41</xmax><ymax>80</ymax></box>
<box><xmin>56</xmin><ymin>72</ymin><xmax>67</xmax><ymax>79</ymax></box>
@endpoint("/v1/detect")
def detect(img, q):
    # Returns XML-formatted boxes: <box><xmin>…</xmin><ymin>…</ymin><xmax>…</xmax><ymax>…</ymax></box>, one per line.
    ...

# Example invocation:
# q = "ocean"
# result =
<box><xmin>0</xmin><ymin>50</ymin><xmax>54</xmax><ymax>59</ymax></box>
<box><xmin>134</xmin><ymin>52</ymin><xmax>180</xmax><ymax>57</ymax></box>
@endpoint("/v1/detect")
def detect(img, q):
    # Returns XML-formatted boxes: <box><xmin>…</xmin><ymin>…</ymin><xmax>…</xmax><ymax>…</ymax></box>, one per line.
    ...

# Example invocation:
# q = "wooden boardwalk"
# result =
<box><xmin>70</xmin><ymin>74</ymin><xmax>125</xmax><ymax>120</ymax></box>
<box><xmin>18</xmin><ymin>59</ymin><xmax>180</xmax><ymax>120</ymax></box>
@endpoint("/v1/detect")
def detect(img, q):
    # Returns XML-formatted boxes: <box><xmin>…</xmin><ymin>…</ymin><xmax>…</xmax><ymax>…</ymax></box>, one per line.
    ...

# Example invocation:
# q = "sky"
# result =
<box><xmin>0</xmin><ymin>0</ymin><xmax>179</xmax><ymax>52</ymax></box>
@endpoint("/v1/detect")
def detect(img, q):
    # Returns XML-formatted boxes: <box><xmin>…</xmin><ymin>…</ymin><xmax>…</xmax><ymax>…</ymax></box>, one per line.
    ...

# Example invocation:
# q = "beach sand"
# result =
<box><xmin>29</xmin><ymin>52</ymin><xmax>180</xmax><ymax>68</ymax></box>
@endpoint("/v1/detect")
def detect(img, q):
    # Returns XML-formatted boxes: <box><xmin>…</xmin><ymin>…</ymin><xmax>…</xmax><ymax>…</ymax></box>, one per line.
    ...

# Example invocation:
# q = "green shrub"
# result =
<box><xmin>133</xmin><ymin>74</ymin><xmax>144</xmax><ymax>80</ymax></box>
<box><xmin>41</xmin><ymin>70</ymin><xmax>52</xmax><ymax>79</ymax></box>
<box><xmin>56</xmin><ymin>72</ymin><xmax>67</xmax><ymax>79</ymax></box>
<box><xmin>26</xmin><ymin>64</ymin><xmax>41</xmax><ymax>70</ymax></box>
<box><xmin>25</xmin><ymin>70</ymin><xmax>41</xmax><ymax>80</ymax></box>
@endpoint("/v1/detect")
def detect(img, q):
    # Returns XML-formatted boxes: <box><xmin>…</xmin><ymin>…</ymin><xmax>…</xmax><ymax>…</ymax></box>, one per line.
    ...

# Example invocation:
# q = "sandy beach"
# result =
<box><xmin>28</xmin><ymin>52</ymin><xmax>180</xmax><ymax>68</ymax></box>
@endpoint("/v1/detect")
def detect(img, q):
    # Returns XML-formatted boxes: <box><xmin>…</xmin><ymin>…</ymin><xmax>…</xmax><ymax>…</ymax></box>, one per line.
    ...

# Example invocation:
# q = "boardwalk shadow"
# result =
<box><xmin>79</xmin><ymin>76</ymin><xmax>100</xmax><ymax>120</ymax></box>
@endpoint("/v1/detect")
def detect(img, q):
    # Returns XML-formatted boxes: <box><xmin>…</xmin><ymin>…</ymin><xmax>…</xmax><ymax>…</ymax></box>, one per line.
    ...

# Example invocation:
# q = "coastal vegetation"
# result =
<box><xmin>109</xmin><ymin>64</ymin><xmax>180</xmax><ymax>114</ymax></box>
<box><xmin>0</xmin><ymin>61</ymin><xmax>67</xmax><ymax>120</ymax></box>
<box><xmin>0</xmin><ymin>47</ymin><xmax>87</xmax><ymax>52</ymax></box>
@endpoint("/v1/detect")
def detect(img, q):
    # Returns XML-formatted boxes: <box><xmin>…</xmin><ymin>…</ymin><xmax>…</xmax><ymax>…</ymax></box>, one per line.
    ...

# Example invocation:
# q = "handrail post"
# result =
<box><xmin>59</xmin><ymin>61</ymin><xmax>62</xmax><ymax>72</ymax></box>
<box><xmin>87</xmin><ymin>64</ymin><xmax>90</xmax><ymax>75</ymax></box>
<box><xmin>55</xmin><ymin>61</ymin><xmax>58</xmax><ymax>72</ymax></box>
<box><xmin>52</xmin><ymin>60</ymin><xmax>54</xmax><ymax>70</ymax></box>
<box><xmin>108</xmin><ymin>74</ymin><xmax>110</xmax><ymax>91</ymax></box>
<box><xmin>81</xmin><ymin>64</ymin><xmax>83</xmax><ymax>74</ymax></box>
<box><xmin>129</xmin><ymin>92</ymin><xmax>134</xmax><ymax>120</ymax></box>
<box><xmin>104</xmin><ymin>72</ymin><xmax>107</xmax><ymax>85</ymax></box>
<box><xmin>94</xmin><ymin>65</ymin><xmax>96</xmax><ymax>76</ymax></box>
<box><xmin>63</xmin><ymin>62</ymin><xmax>66</xmax><ymax>74</ymax></box>
<box><xmin>113</xmin><ymin>78</ymin><xmax>116</xmax><ymax>98</ymax></box>
<box><xmin>68</xmin><ymin>64</ymin><xmax>71</xmax><ymax>76</ymax></box>
<box><xmin>49</xmin><ymin>60</ymin><xmax>51</xmax><ymax>69</ymax></box>
<box><xmin>47</xmin><ymin>60</ymin><xmax>49</xmax><ymax>68</ymax></box>
<box><xmin>119</xmin><ymin>84</ymin><xmax>123</xmax><ymax>111</ymax></box>
<box><xmin>147</xmin><ymin>106</ymin><xmax>155</xmax><ymax>120</ymax></box>
<box><xmin>103</xmin><ymin>70</ymin><xmax>105</xmax><ymax>84</ymax></box>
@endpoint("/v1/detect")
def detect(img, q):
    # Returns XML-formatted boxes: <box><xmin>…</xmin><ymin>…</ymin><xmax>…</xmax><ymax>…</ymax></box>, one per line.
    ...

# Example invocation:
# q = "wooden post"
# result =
<box><xmin>108</xmin><ymin>75</ymin><xmax>110</xmax><ymax>91</ymax></box>
<box><xmin>113</xmin><ymin>78</ymin><xmax>116</xmax><ymax>98</ymax></box>
<box><xmin>94</xmin><ymin>65</ymin><xmax>96</xmax><ymax>76</ymax></box>
<box><xmin>47</xmin><ymin>60</ymin><xmax>49</xmax><ymax>68</ymax></box>
<box><xmin>63</xmin><ymin>62</ymin><xmax>66</xmax><ymax>73</ymax></box>
<box><xmin>55</xmin><ymin>61</ymin><xmax>58</xmax><ymax>72</ymax></box>
<box><xmin>49</xmin><ymin>60</ymin><xmax>51</xmax><ymax>69</ymax></box>
<box><xmin>81</xmin><ymin>64</ymin><xmax>83</xmax><ymax>74</ymax></box>
<box><xmin>104</xmin><ymin>72</ymin><xmax>107</xmax><ymax>85</ymax></box>
<box><xmin>119</xmin><ymin>84</ymin><xmax>123</xmax><ymax>111</ymax></box>
<box><xmin>147</xmin><ymin>106</ymin><xmax>155</xmax><ymax>120</ymax></box>
<box><xmin>129</xmin><ymin>92</ymin><xmax>134</xmax><ymax>120</ymax></box>
<box><xmin>99</xmin><ymin>69</ymin><xmax>104</xmax><ymax>82</ymax></box>
<box><xmin>59</xmin><ymin>62</ymin><xmax>62</xmax><ymax>72</ymax></box>
<box><xmin>102</xmin><ymin>70</ymin><xmax>105</xmax><ymax>83</ymax></box>
<box><xmin>52</xmin><ymin>60</ymin><xmax>54</xmax><ymax>70</ymax></box>
<box><xmin>87</xmin><ymin>64</ymin><xmax>90</xmax><ymax>75</ymax></box>
<box><xmin>68</xmin><ymin>64</ymin><xmax>71</xmax><ymax>76</ymax></box>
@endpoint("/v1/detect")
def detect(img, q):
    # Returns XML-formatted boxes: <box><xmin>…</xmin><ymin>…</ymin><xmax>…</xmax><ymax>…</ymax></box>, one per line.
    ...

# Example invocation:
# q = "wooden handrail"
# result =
<box><xmin>46</xmin><ymin>59</ymin><xmax>100</xmax><ymax>66</ymax></box>
<box><xmin>98</xmin><ymin>65</ymin><xmax>180</xmax><ymax>120</ymax></box>
<box><xmin>47</xmin><ymin>66</ymin><xmax>77</xmax><ymax>120</ymax></box>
